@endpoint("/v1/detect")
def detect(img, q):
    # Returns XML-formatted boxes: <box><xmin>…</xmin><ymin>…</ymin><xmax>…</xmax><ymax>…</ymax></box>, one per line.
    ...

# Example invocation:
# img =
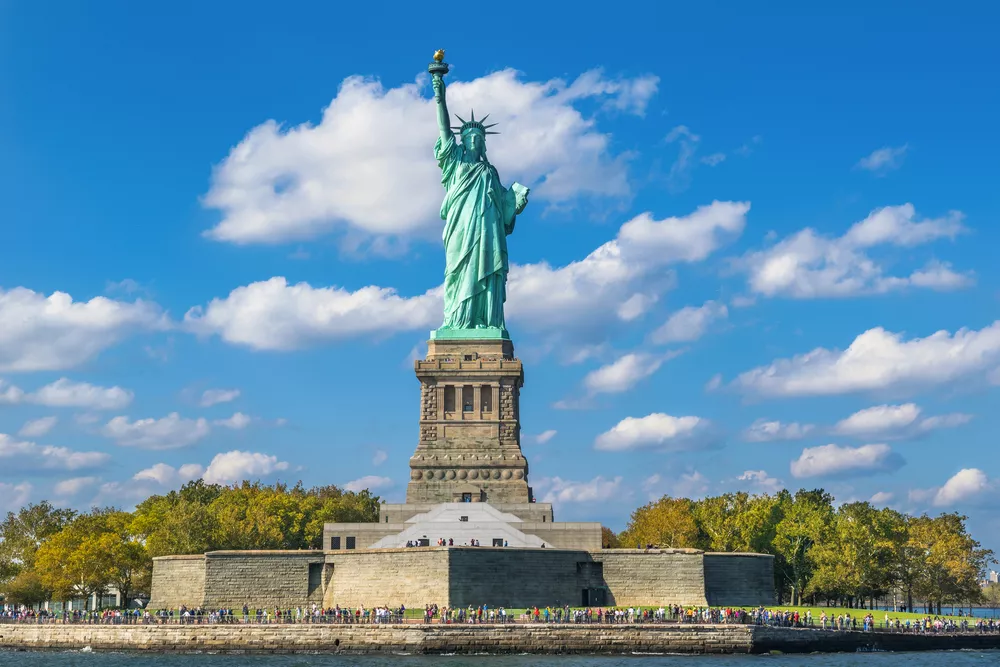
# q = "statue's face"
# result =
<box><xmin>462</xmin><ymin>130</ymin><xmax>484</xmax><ymax>157</ymax></box>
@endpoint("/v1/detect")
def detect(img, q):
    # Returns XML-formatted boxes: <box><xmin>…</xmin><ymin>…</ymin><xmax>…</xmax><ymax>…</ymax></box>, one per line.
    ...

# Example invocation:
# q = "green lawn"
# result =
<box><xmin>396</xmin><ymin>605</ymin><xmax>994</xmax><ymax>624</ymax></box>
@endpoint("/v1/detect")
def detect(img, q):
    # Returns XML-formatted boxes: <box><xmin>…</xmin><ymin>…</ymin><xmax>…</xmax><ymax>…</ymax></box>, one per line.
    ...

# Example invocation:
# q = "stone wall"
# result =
<box><xmin>147</xmin><ymin>555</ymin><xmax>205</xmax><ymax>610</ymax></box>
<box><xmin>6</xmin><ymin>624</ymin><xmax>999</xmax><ymax>654</ymax></box>
<box><xmin>201</xmin><ymin>551</ymin><xmax>325</xmax><ymax>609</ymax></box>
<box><xmin>148</xmin><ymin>547</ymin><xmax>774</xmax><ymax>611</ymax></box>
<box><xmin>448</xmin><ymin>548</ymin><xmax>602</xmax><ymax>608</ymax></box>
<box><xmin>0</xmin><ymin>623</ymin><xmax>754</xmax><ymax>654</ymax></box>
<box><xmin>596</xmin><ymin>550</ymin><xmax>709</xmax><ymax>606</ymax></box>
<box><xmin>325</xmin><ymin>548</ymin><xmax>450</xmax><ymax>608</ymax></box>
<box><xmin>704</xmin><ymin>553</ymin><xmax>776</xmax><ymax>606</ymax></box>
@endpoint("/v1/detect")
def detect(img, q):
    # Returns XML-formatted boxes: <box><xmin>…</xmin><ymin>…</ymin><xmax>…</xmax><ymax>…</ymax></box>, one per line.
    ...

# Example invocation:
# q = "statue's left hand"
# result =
<box><xmin>513</xmin><ymin>183</ymin><xmax>530</xmax><ymax>214</ymax></box>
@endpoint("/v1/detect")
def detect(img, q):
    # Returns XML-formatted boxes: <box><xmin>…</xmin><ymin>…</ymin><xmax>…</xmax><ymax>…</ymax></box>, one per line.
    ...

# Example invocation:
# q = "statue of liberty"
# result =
<box><xmin>429</xmin><ymin>52</ymin><xmax>529</xmax><ymax>339</ymax></box>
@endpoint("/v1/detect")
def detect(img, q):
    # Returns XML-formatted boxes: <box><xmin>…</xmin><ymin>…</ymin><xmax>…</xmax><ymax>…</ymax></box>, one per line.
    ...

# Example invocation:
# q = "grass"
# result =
<box><xmin>393</xmin><ymin>605</ymin><xmax>993</xmax><ymax>623</ymax></box>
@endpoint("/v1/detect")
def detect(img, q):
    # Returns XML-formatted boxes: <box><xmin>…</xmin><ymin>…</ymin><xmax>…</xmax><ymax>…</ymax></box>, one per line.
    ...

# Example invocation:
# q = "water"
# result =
<box><xmin>3</xmin><ymin>653</ymin><xmax>999</xmax><ymax>666</ymax></box>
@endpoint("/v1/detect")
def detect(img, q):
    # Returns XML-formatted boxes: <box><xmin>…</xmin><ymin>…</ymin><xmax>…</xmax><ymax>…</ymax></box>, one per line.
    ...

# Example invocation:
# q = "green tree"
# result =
<box><xmin>2</xmin><ymin>570</ymin><xmax>49</xmax><ymax>607</ymax></box>
<box><xmin>619</xmin><ymin>496</ymin><xmax>699</xmax><ymax>549</ymax></box>
<box><xmin>601</xmin><ymin>526</ymin><xmax>620</xmax><ymax>548</ymax></box>
<box><xmin>0</xmin><ymin>501</ymin><xmax>76</xmax><ymax>584</ymax></box>
<box><xmin>910</xmin><ymin>513</ymin><xmax>993</xmax><ymax>614</ymax></box>
<box><xmin>772</xmin><ymin>489</ymin><xmax>834</xmax><ymax>605</ymax></box>
<box><xmin>693</xmin><ymin>492</ymin><xmax>780</xmax><ymax>554</ymax></box>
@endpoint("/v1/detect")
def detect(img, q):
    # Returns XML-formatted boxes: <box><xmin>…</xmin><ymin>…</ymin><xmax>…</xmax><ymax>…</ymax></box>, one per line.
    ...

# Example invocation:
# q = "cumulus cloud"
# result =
<box><xmin>185</xmin><ymin>278</ymin><xmax>441</xmax><ymax>351</ymax></box>
<box><xmin>732</xmin><ymin>320</ymin><xmax>1000</xmax><ymax>397</ymax></box>
<box><xmin>102</xmin><ymin>412</ymin><xmax>211</xmax><ymax>450</ymax></box>
<box><xmin>28</xmin><ymin>378</ymin><xmax>133</xmax><ymax>410</ymax></box>
<box><xmin>643</xmin><ymin>471</ymin><xmax>710</xmax><ymax>500</ymax></box>
<box><xmin>790</xmin><ymin>443</ymin><xmax>904</xmax><ymax>479</ymax></box>
<box><xmin>214</xmin><ymin>412</ymin><xmax>252</xmax><ymax>430</ymax></box>
<box><xmin>594</xmin><ymin>413</ymin><xmax>712</xmax><ymax>452</ymax></box>
<box><xmin>203</xmin><ymin>69</ymin><xmax>656</xmax><ymax>246</ymax></box>
<box><xmin>536</xmin><ymin>475</ymin><xmax>624</xmax><ymax>504</ymax></box>
<box><xmin>738</xmin><ymin>204</ymin><xmax>971</xmax><ymax>299</ymax></box>
<box><xmin>0</xmin><ymin>433</ymin><xmax>110</xmax><ymax>473</ymax></box>
<box><xmin>932</xmin><ymin>469</ymin><xmax>991</xmax><ymax>507</ymax></box>
<box><xmin>0</xmin><ymin>287</ymin><xmax>167</xmax><ymax>372</ymax></box>
<box><xmin>856</xmin><ymin>144</ymin><xmax>908</xmax><ymax>175</ymax></box>
<box><xmin>53</xmin><ymin>476</ymin><xmax>100</xmax><ymax>498</ymax></box>
<box><xmin>833</xmin><ymin>403</ymin><xmax>971</xmax><ymax>439</ymax></box>
<box><xmin>532</xmin><ymin>430</ymin><xmax>558</xmax><ymax>444</ymax></box>
<box><xmin>186</xmin><ymin>201</ymin><xmax>750</xmax><ymax>351</ymax></box>
<box><xmin>133</xmin><ymin>462</ymin><xmax>205</xmax><ymax>486</ymax></box>
<box><xmin>582</xmin><ymin>352</ymin><xmax>677</xmax><ymax>395</ymax></box>
<box><xmin>372</xmin><ymin>449</ymin><xmax>388</xmax><ymax>466</ymax></box>
<box><xmin>202</xmin><ymin>450</ymin><xmax>290</xmax><ymax>484</ymax></box>
<box><xmin>344</xmin><ymin>475</ymin><xmax>393</xmax><ymax>493</ymax></box>
<box><xmin>869</xmin><ymin>491</ymin><xmax>895</xmax><ymax>505</ymax></box>
<box><xmin>743</xmin><ymin>419</ymin><xmax>814</xmax><ymax>442</ymax></box>
<box><xmin>737</xmin><ymin>470</ymin><xmax>784</xmax><ymax>494</ymax></box>
<box><xmin>200</xmin><ymin>388</ymin><xmax>240</xmax><ymax>407</ymax></box>
<box><xmin>0</xmin><ymin>482</ymin><xmax>32</xmax><ymax>513</ymax></box>
<box><xmin>18</xmin><ymin>416</ymin><xmax>57</xmax><ymax>438</ymax></box>
<box><xmin>0</xmin><ymin>378</ymin><xmax>134</xmax><ymax>410</ymax></box>
<box><xmin>650</xmin><ymin>301</ymin><xmax>727</xmax><ymax>344</ymax></box>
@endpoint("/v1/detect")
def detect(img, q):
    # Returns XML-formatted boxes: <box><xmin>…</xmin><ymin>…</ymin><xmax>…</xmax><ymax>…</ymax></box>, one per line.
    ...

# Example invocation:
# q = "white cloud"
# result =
<box><xmin>733</xmin><ymin>321</ymin><xmax>1000</xmax><ymax>397</ymax></box>
<box><xmin>53</xmin><ymin>476</ymin><xmax>99</xmax><ymax>497</ymax></box>
<box><xmin>133</xmin><ymin>462</ymin><xmax>205</xmax><ymax>486</ymax></box>
<box><xmin>187</xmin><ymin>201</ymin><xmax>749</xmax><ymax>351</ymax></box>
<box><xmin>0</xmin><ymin>482</ymin><xmax>32</xmax><ymax>513</ymax></box>
<box><xmin>583</xmin><ymin>352</ymin><xmax>674</xmax><ymax>395</ymax></box>
<box><xmin>200</xmin><ymin>388</ymin><xmax>240</xmax><ymax>407</ymax></box>
<box><xmin>869</xmin><ymin>491</ymin><xmax>895</xmax><ymax>505</ymax></box>
<box><xmin>991</xmin><ymin>366</ymin><xmax>1000</xmax><ymax>386</ymax></box>
<box><xmin>594</xmin><ymin>413</ymin><xmax>710</xmax><ymax>452</ymax></box>
<box><xmin>642</xmin><ymin>470</ymin><xmax>710</xmax><ymax>499</ymax></box>
<box><xmin>202</xmin><ymin>450</ymin><xmax>290</xmax><ymax>484</ymax></box>
<box><xmin>203</xmin><ymin>69</ymin><xmax>656</xmax><ymax>246</ymax></box>
<box><xmin>537</xmin><ymin>475</ymin><xmax>624</xmax><ymax>504</ymax></box>
<box><xmin>185</xmin><ymin>278</ymin><xmax>440</xmax><ymax>351</ymax></box>
<box><xmin>705</xmin><ymin>373</ymin><xmax>723</xmax><ymax>392</ymax></box>
<box><xmin>18</xmin><ymin>416</ymin><xmax>57</xmax><ymax>438</ymax></box>
<box><xmin>0</xmin><ymin>287</ymin><xmax>166</xmax><ymax>372</ymax></box>
<box><xmin>650</xmin><ymin>301</ymin><xmax>728</xmax><ymax>344</ymax></box>
<box><xmin>739</xmin><ymin>204</ymin><xmax>970</xmax><ymax>299</ymax></box>
<box><xmin>102</xmin><ymin>412</ymin><xmax>211</xmax><ymax>450</ymax></box>
<box><xmin>743</xmin><ymin>419</ymin><xmax>814</xmax><ymax>442</ymax></box>
<box><xmin>344</xmin><ymin>475</ymin><xmax>394</xmax><ymax>493</ymax></box>
<box><xmin>0</xmin><ymin>379</ymin><xmax>24</xmax><ymax>404</ymax></box>
<box><xmin>737</xmin><ymin>470</ymin><xmax>784</xmax><ymax>493</ymax></box>
<box><xmin>856</xmin><ymin>144</ymin><xmax>908</xmax><ymax>174</ymax></box>
<box><xmin>506</xmin><ymin>201</ymin><xmax>748</xmax><ymax>340</ymax></box>
<box><xmin>372</xmin><ymin>449</ymin><xmax>388</xmax><ymax>466</ymax></box>
<box><xmin>0</xmin><ymin>433</ymin><xmax>110</xmax><ymax>473</ymax></box>
<box><xmin>833</xmin><ymin>403</ymin><xmax>971</xmax><ymax>439</ymax></box>
<box><xmin>933</xmin><ymin>469</ymin><xmax>992</xmax><ymax>507</ymax></box>
<box><xmin>790</xmin><ymin>443</ymin><xmax>904</xmax><ymax>479</ymax></box>
<box><xmin>533</xmin><ymin>429</ymin><xmax>558</xmax><ymax>444</ymax></box>
<box><xmin>214</xmin><ymin>412</ymin><xmax>252</xmax><ymax>430</ymax></box>
<box><xmin>28</xmin><ymin>378</ymin><xmax>133</xmax><ymax>410</ymax></box>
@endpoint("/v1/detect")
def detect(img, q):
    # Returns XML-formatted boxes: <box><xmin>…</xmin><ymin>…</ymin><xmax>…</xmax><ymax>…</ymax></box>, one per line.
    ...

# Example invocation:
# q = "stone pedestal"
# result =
<box><xmin>407</xmin><ymin>337</ymin><xmax>531</xmax><ymax>504</ymax></box>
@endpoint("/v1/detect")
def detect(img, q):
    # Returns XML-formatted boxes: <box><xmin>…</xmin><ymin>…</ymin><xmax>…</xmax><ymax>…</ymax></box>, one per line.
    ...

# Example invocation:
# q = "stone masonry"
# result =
<box><xmin>408</xmin><ymin>338</ymin><xmax>530</xmax><ymax>504</ymax></box>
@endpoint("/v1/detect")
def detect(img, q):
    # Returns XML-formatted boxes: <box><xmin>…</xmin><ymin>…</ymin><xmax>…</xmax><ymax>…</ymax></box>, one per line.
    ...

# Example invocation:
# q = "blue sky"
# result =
<box><xmin>2</xmin><ymin>2</ymin><xmax>999</xmax><ymax>552</ymax></box>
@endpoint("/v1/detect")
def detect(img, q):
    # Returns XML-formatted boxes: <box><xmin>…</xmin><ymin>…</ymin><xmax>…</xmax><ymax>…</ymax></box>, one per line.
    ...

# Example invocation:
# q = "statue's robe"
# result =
<box><xmin>435</xmin><ymin>134</ymin><xmax>519</xmax><ymax>330</ymax></box>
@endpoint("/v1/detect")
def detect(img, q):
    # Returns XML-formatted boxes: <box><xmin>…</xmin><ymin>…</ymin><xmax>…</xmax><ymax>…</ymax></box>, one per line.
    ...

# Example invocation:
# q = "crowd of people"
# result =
<box><xmin>2</xmin><ymin>603</ymin><xmax>999</xmax><ymax>633</ymax></box>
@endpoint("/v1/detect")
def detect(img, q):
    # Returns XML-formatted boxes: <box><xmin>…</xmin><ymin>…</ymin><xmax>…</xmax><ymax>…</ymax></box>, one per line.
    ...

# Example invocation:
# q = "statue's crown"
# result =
<box><xmin>451</xmin><ymin>109</ymin><xmax>499</xmax><ymax>136</ymax></box>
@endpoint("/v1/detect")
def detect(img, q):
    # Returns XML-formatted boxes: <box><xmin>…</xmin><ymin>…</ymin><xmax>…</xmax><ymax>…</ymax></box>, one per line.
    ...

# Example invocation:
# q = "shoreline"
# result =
<box><xmin>2</xmin><ymin>624</ymin><xmax>1000</xmax><ymax>654</ymax></box>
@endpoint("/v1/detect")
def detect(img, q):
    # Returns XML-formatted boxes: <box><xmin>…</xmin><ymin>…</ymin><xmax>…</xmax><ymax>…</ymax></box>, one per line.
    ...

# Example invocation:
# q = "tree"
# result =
<box><xmin>2</xmin><ymin>570</ymin><xmax>49</xmax><ymax>608</ymax></box>
<box><xmin>983</xmin><ymin>582</ymin><xmax>1000</xmax><ymax>615</ymax></box>
<box><xmin>601</xmin><ymin>526</ymin><xmax>620</xmax><ymax>549</ymax></box>
<box><xmin>693</xmin><ymin>492</ymin><xmax>781</xmax><ymax>554</ymax></box>
<box><xmin>0</xmin><ymin>501</ymin><xmax>76</xmax><ymax>584</ymax></box>
<box><xmin>619</xmin><ymin>496</ymin><xmax>699</xmax><ymax>549</ymax></box>
<box><xmin>910</xmin><ymin>513</ymin><xmax>994</xmax><ymax>614</ymax></box>
<box><xmin>34</xmin><ymin>508</ymin><xmax>151</xmax><ymax>607</ymax></box>
<box><xmin>772</xmin><ymin>489</ymin><xmax>834</xmax><ymax>605</ymax></box>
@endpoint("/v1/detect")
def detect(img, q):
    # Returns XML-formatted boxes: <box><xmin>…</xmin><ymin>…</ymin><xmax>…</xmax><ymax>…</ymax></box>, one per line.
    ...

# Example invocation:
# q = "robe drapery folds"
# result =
<box><xmin>435</xmin><ymin>135</ymin><xmax>519</xmax><ymax>330</ymax></box>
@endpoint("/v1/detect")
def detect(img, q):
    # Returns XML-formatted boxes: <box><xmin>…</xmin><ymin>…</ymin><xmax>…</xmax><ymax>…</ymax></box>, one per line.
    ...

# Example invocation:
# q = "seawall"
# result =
<box><xmin>2</xmin><ymin>624</ymin><xmax>1000</xmax><ymax>654</ymax></box>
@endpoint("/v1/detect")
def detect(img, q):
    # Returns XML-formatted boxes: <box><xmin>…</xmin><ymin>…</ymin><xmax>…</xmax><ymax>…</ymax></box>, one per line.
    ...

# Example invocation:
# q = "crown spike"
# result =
<box><xmin>470</xmin><ymin>109</ymin><xmax>476</xmax><ymax>122</ymax></box>
<box><xmin>485</xmin><ymin>131</ymin><xmax>500</xmax><ymax>135</ymax></box>
<box><xmin>454</xmin><ymin>114</ymin><xmax>467</xmax><ymax>125</ymax></box>
<box><xmin>483</xmin><ymin>123</ymin><xmax>498</xmax><ymax>129</ymax></box>
<box><xmin>479</xmin><ymin>113</ymin><xmax>490</xmax><ymax>123</ymax></box>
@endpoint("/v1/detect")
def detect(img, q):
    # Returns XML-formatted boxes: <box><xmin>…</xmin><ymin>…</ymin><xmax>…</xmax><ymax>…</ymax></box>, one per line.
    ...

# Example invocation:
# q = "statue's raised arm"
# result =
<box><xmin>430</xmin><ymin>51</ymin><xmax>452</xmax><ymax>145</ymax></box>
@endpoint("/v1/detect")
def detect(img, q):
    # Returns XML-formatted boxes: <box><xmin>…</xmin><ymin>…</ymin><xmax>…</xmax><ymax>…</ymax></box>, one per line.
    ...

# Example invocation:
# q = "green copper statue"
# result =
<box><xmin>429</xmin><ymin>51</ymin><xmax>529</xmax><ymax>340</ymax></box>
